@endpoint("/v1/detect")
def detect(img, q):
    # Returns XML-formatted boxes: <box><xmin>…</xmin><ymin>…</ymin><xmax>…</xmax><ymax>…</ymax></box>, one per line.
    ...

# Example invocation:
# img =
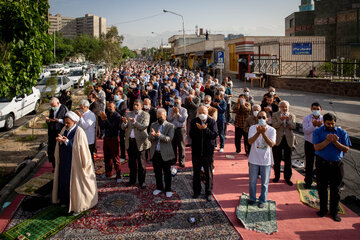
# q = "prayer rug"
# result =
<box><xmin>296</xmin><ymin>180</ymin><xmax>345</xmax><ymax>215</ymax></box>
<box><xmin>94</xmin><ymin>158</ymin><xmax>128</xmax><ymax>175</ymax></box>
<box><xmin>6</xmin><ymin>170</ymin><xmax>240</xmax><ymax>239</ymax></box>
<box><xmin>236</xmin><ymin>193</ymin><xmax>278</xmax><ymax>235</ymax></box>
<box><xmin>15</xmin><ymin>172</ymin><xmax>53</xmax><ymax>197</ymax></box>
<box><xmin>1</xmin><ymin>205</ymin><xmax>85</xmax><ymax>240</ymax></box>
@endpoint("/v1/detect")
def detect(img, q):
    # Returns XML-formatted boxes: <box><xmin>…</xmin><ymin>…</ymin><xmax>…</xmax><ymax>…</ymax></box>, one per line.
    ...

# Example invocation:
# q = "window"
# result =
<box><xmin>290</xmin><ymin>19</ymin><xmax>294</xmax><ymax>28</ymax></box>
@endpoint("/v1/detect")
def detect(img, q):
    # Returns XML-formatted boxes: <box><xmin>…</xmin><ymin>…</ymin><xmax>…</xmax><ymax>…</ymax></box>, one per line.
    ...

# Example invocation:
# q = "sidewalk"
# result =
<box><xmin>231</xmin><ymin>79</ymin><xmax>360</xmax><ymax>138</ymax></box>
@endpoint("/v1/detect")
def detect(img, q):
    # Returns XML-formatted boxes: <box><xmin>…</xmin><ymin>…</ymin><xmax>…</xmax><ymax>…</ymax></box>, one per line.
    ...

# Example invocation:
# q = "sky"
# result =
<box><xmin>49</xmin><ymin>0</ymin><xmax>301</xmax><ymax>49</ymax></box>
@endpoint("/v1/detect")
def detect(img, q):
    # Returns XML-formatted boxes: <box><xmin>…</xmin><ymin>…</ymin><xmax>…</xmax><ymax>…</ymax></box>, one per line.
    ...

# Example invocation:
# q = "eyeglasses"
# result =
<box><xmin>258</xmin><ymin>116</ymin><xmax>266</xmax><ymax>120</ymax></box>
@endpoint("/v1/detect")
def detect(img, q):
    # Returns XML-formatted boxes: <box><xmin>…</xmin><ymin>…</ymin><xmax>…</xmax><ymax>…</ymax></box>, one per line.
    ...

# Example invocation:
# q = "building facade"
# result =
<box><xmin>48</xmin><ymin>13</ymin><xmax>107</xmax><ymax>38</ymax></box>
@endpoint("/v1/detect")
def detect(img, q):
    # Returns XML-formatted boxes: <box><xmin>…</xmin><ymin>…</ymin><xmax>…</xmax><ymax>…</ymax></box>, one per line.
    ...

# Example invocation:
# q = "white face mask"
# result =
<box><xmin>199</xmin><ymin>113</ymin><xmax>207</xmax><ymax>121</ymax></box>
<box><xmin>204</xmin><ymin>103</ymin><xmax>210</xmax><ymax>108</ymax></box>
<box><xmin>240</xmin><ymin>99</ymin><xmax>245</xmax><ymax>105</ymax></box>
<box><xmin>253</xmin><ymin>111</ymin><xmax>259</xmax><ymax>117</ymax></box>
<box><xmin>244</xmin><ymin>91</ymin><xmax>249</xmax><ymax>96</ymax></box>
<box><xmin>143</xmin><ymin>105</ymin><xmax>150</xmax><ymax>110</ymax></box>
<box><xmin>269</xmin><ymin>91</ymin><xmax>275</xmax><ymax>96</ymax></box>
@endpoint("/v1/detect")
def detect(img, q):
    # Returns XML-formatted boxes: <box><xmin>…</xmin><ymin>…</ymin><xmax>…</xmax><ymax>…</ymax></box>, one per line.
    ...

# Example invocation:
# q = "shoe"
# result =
<box><xmin>179</xmin><ymin>163</ymin><xmax>185</xmax><ymax>168</ymax></box>
<box><xmin>166</xmin><ymin>192</ymin><xmax>173</xmax><ymax>198</ymax></box>
<box><xmin>206</xmin><ymin>195</ymin><xmax>213</xmax><ymax>202</ymax></box>
<box><xmin>193</xmin><ymin>193</ymin><xmax>200</xmax><ymax>199</ymax></box>
<box><xmin>247</xmin><ymin>200</ymin><xmax>255</xmax><ymax>205</ymax></box>
<box><xmin>120</xmin><ymin>158</ymin><xmax>125</xmax><ymax>163</ymax></box>
<box><xmin>273</xmin><ymin>178</ymin><xmax>279</xmax><ymax>183</ymax></box>
<box><xmin>153</xmin><ymin>189</ymin><xmax>162</xmax><ymax>196</ymax></box>
<box><xmin>317</xmin><ymin>211</ymin><xmax>327</xmax><ymax>217</ymax></box>
<box><xmin>219</xmin><ymin>148</ymin><xmax>224</xmax><ymax>153</ymax></box>
<box><xmin>285</xmin><ymin>180</ymin><xmax>294</xmax><ymax>186</ymax></box>
<box><xmin>140</xmin><ymin>185</ymin><xmax>146</xmax><ymax>190</ymax></box>
<box><xmin>125</xmin><ymin>182</ymin><xmax>135</xmax><ymax>187</ymax></box>
<box><xmin>258</xmin><ymin>203</ymin><xmax>265</xmax><ymax>208</ymax></box>
<box><xmin>234</xmin><ymin>151</ymin><xmax>240</xmax><ymax>154</ymax></box>
<box><xmin>73</xmin><ymin>211</ymin><xmax>81</xmax><ymax>216</ymax></box>
<box><xmin>116</xmin><ymin>178</ymin><xmax>122</xmax><ymax>183</ymax></box>
<box><xmin>332</xmin><ymin>214</ymin><xmax>341</xmax><ymax>222</ymax></box>
<box><xmin>60</xmin><ymin>204</ymin><xmax>67</xmax><ymax>208</ymax></box>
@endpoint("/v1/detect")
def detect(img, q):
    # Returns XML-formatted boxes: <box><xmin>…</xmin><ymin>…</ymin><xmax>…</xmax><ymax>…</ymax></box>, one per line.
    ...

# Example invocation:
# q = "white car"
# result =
<box><xmin>35</xmin><ymin>75</ymin><xmax>74</xmax><ymax>98</ymax></box>
<box><xmin>68</xmin><ymin>63</ymin><xmax>82</xmax><ymax>72</ymax></box>
<box><xmin>96</xmin><ymin>65</ymin><xmax>106</xmax><ymax>75</ymax></box>
<box><xmin>0</xmin><ymin>87</ymin><xmax>41</xmax><ymax>130</ymax></box>
<box><xmin>68</xmin><ymin>70</ymin><xmax>89</xmax><ymax>88</ymax></box>
<box><xmin>39</xmin><ymin>68</ymin><xmax>51</xmax><ymax>79</ymax></box>
<box><xmin>48</xmin><ymin>64</ymin><xmax>65</xmax><ymax>75</ymax></box>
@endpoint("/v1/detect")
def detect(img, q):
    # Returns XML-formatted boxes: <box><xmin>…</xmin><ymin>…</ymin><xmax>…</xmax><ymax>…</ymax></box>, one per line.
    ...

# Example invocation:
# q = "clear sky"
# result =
<box><xmin>49</xmin><ymin>0</ymin><xmax>302</xmax><ymax>49</ymax></box>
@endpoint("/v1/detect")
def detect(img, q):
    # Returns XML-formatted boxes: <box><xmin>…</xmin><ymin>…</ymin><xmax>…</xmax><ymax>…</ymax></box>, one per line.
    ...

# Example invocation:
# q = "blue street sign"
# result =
<box><xmin>292</xmin><ymin>43</ymin><xmax>312</xmax><ymax>55</ymax></box>
<box><xmin>216</xmin><ymin>51</ymin><xmax>224</xmax><ymax>64</ymax></box>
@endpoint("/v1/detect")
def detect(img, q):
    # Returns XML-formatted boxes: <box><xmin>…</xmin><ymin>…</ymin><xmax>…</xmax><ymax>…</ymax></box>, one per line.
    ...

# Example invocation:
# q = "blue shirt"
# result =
<box><xmin>313</xmin><ymin>126</ymin><xmax>351</xmax><ymax>162</ymax></box>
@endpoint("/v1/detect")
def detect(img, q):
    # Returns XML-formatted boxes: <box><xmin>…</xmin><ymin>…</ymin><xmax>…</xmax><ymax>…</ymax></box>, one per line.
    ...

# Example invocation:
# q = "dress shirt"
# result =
<box><xmin>248</xmin><ymin>124</ymin><xmax>276</xmax><ymax>166</ymax></box>
<box><xmin>63</xmin><ymin>124</ymin><xmax>77</xmax><ymax>146</ymax></box>
<box><xmin>78</xmin><ymin>109</ymin><xmax>96</xmax><ymax>145</ymax></box>
<box><xmin>53</xmin><ymin>104</ymin><xmax>64</xmax><ymax>124</ymax></box>
<box><xmin>167</xmin><ymin>107</ymin><xmax>188</xmax><ymax>128</ymax></box>
<box><xmin>302</xmin><ymin>113</ymin><xmax>323</xmax><ymax>143</ymax></box>
<box><xmin>155</xmin><ymin>124</ymin><xmax>163</xmax><ymax>151</ymax></box>
<box><xmin>130</xmin><ymin>113</ymin><xmax>139</xmax><ymax>138</ymax></box>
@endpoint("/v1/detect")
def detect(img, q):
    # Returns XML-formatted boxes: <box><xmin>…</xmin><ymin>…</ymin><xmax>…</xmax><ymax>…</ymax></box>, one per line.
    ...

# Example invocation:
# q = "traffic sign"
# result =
<box><xmin>216</xmin><ymin>51</ymin><xmax>224</xmax><ymax>64</ymax></box>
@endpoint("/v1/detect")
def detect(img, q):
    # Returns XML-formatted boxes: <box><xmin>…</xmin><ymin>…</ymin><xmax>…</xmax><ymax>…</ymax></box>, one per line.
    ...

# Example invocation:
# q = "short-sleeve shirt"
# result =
<box><xmin>313</xmin><ymin>126</ymin><xmax>351</xmax><ymax>162</ymax></box>
<box><xmin>248</xmin><ymin>124</ymin><xmax>276</xmax><ymax>166</ymax></box>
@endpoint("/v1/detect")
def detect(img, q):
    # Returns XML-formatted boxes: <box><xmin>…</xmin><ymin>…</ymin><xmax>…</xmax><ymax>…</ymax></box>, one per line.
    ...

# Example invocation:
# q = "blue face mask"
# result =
<box><xmin>114</xmin><ymin>95</ymin><xmax>120</xmax><ymax>101</ymax></box>
<box><xmin>312</xmin><ymin>110</ymin><xmax>320</xmax><ymax>117</ymax></box>
<box><xmin>51</xmin><ymin>107</ymin><xmax>58</xmax><ymax>111</ymax></box>
<box><xmin>258</xmin><ymin>119</ymin><xmax>267</xmax><ymax>126</ymax></box>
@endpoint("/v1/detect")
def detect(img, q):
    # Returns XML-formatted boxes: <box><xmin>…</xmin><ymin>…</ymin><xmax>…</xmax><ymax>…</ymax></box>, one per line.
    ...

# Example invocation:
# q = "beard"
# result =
<box><xmin>325</xmin><ymin>126</ymin><xmax>334</xmax><ymax>131</ymax></box>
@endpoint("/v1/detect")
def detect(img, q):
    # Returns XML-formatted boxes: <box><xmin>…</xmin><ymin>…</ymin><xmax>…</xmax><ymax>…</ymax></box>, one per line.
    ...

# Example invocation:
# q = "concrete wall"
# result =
<box><xmin>267</xmin><ymin>75</ymin><xmax>360</xmax><ymax>98</ymax></box>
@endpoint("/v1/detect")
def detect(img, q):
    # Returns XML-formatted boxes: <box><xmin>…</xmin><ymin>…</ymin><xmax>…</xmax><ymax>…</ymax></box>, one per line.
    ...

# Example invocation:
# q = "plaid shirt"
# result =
<box><xmin>233</xmin><ymin>102</ymin><xmax>251</xmax><ymax>128</ymax></box>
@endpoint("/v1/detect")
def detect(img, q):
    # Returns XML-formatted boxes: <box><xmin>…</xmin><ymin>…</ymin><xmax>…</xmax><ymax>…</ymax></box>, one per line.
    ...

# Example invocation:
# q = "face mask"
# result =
<box><xmin>240</xmin><ymin>99</ymin><xmax>245</xmax><ymax>105</ymax></box>
<box><xmin>244</xmin><ymin>91</ymin><xmax>249</xmax><ymax>96</ymax></box>
<box><xmin>312</xmin><ymin>110</ymin><xmax>320</xmax><ymax>117</ymax></box>
<box><xmin>205</xmin><ymin>103</ymin><xmax>210</xmax><ymax>108</ymax></box>
<box><xmin>51</xmin><ymin>107</ymin><xmax>58</xmax><ymax>111</ymax></box>
<box><xmin>169</xmin><ymin>97</ymin><xmax>174</xmax><ymax>101</ymax></box>
<box><xmin>158</xmin><ymin>117</ymin><xmax>165</xmax><ymax>125</ymax></box>
<box><xmin>146</xmin><ymin>86</ymin><xmax>151</xmax><ymax>91</ymax></box>
<box><xmin>269</xmin><ymin>91</ymin><xmax>275</xmax><ymax>96</ymax></box>
<box><xmin>114</xmin><ymin>95</ymin><xmax>120</xmax><ymax>101</ymax></box>
<box><xmin>170</xmin><ymin>86</ymin><xmax>174</xmax><ymax>90</ymax></box>
<box><xmin>258</xmin><ymin>119</ymin><xmax>267</xmax><ymax>126</ymax></box>
<box><xmin>195</xmin><ymin>88</ymin><xmax>200</xmax><ymax>92</ymax></box>
<box><xmin>199</xmin><ymin>113</ymin><xmax>207</xmax><ymax>121</ymax></box>
<box><xmin>111</xmin><ymin>85</ymin><xmax>115</xmax><ymax>89</ymax></box>
<box><xmin>143</xmin><ymin>105</ymin><xmax>150</xmax><ymax>110</ymax></box>
<box><xmin>253</xmin><ymin>111</ymin><xmax>259</xmax><ymax>117</ymax></box>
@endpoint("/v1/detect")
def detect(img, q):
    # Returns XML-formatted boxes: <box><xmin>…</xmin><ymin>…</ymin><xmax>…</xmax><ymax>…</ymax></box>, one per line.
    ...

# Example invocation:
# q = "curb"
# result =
<box><xmin>0</xmin><ymin>146</ymin><xmax>48</xmax><ymax>209</ymax></box>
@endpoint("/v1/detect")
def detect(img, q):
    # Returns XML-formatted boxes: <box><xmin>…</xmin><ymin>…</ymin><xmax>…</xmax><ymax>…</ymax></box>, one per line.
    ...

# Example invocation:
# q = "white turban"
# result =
<box><xmin>65</xmin><ymin>111</ymin><xmax>80</xmax><ymax>122</ymax></box>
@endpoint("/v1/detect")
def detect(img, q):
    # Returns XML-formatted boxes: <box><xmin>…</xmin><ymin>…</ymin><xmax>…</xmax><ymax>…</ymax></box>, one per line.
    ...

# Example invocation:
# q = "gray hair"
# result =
<box><xmin>279</xmin><ymin>100</ymin><xmax>290</xmax><ymax>107</ymax></box>
<box><xmin>252</xmin><ymin>104</ymin><xmax>261</xmax><ymax>110</ymax></box>
<box><xmin>157</xmin><ymin>108</ymin><xmax>167</xmax><ymax>116</ymax></box>
<box><xmin>50</xmin><ymin>97</ymin><xmax>59</xmax><ymax>104</ymax></box>
<box><xmin>79</xmin><ymin>99</ymin><xmax>90</xmax><ymax>108</ymax></box>
<box><xmin>204</xmin><ymin>95</ymin><xmax>212</xmax><ymax>101</ymax></box>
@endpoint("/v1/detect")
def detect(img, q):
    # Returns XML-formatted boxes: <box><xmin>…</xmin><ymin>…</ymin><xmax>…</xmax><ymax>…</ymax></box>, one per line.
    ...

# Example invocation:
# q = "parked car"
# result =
<box><xmin>48</xmin><ymin>64</ymin><xmax>65</xmax><ymax>75</ymax></box>
<box><xmin>35</xmin><ymin>75</ymin><xmax>73</xmax><ymax>98</ymax></box>
<box><xmin>68</xmin><ymin>70</ymin><xmax>89</xmax><ymax>88</ymax></box>
<box><xmin>96</xmin><ymin>65</ymin><xmax>106</xmax><ymax>75</ymax></box>
<box><xmin>68</xmin><ymin>63</ymin><xmax>83</xmax><ymax>72</ymax></box>
<box><xmin>0</xmin><ymin>87</ymin><xmax>41</xmax><ymax>130</ymax></box>
<box><xmin>39</xmin><ymin>68</ymin><xmax>51</xmax><ymax>79</ymax></box>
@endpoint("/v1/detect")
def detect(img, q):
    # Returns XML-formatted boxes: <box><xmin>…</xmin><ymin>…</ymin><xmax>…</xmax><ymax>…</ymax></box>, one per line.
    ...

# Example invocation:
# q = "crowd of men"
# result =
<box><xmin>47</xmin><ymin>61</ymin><xmax>351</xmax><ymax>222</ymax></box>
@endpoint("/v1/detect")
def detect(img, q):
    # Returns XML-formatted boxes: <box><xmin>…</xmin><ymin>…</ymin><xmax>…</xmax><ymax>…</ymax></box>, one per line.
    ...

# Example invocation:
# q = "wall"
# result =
<box><xmin>267</xmin><ymin>75</ymin><xmax>360</xmax><ymax>98</ymax></box>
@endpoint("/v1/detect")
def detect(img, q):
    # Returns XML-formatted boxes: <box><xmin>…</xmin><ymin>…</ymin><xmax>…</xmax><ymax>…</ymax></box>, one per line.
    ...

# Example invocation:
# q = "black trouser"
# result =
<box><xmin>48</xmin><ymin>133</ymin><xmax>59</xmax><ymax>168</ymax></box>
<box><xmin>152</xmin><ymin>151</ymin><xmax>172</xmax><ymax>192</ymax></box>
<box><xmin>316</xmin><ymin>156</ymin><xmax>344</xmax><ymax>215</ymax></box>
<box><xmin>172</xmin><ymin>127</ymin><xmax>186</xmax><ymax>166</ymax></box>
<box><xmin>192</xmin><ymin>153</ymin><xmax>214</xmax><ymax>196</ymax></box>
<box><xmin>119</xmin><ymin>129</ymin><xmax>126</xmax><ymax>159</ymax></box>
<box><xmin>244</xmin><ymin>132</ymin><xmax>251</xmax><ymax>155</ymax></box>
<box><xmin>127</xmin><ymin>138</ymin><xmax>146</xmax><ymax>186</ymax></box>
<box><xmin>273</xmin><ymin>136</ymin><xmax>292</xmax><ymax>180</ymax></box>
<box><xmin>304</xmin><ymin>140</ymin><xmax>315</xmax><ymax>186</ymax></box>
<box><xmin>235</xmin><ymin>127</ymin><xmax>246</xmax><ymax>153</ymax></box>
<box><xmin>88</xmin><ymin>144</ymin><xmax>96</xmax><ymax>163</ymax></box>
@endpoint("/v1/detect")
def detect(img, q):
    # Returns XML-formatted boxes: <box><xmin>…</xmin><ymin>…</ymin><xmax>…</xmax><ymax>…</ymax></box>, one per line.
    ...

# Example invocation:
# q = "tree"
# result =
<box><xmin>121</xmin><ymin>46</ymin><xmax>136</xmax><ymax>61</ymax></box>
<box><xmin>0</xmin><ymin>0</ymin><xmax>52</xmax><ymax>98</ymax></box>
<box><xmin>53</xmin><ymin>33</ymin><xmax>74</xmax><ymax>63</ymax></box>
<box><xmin>73</xmin><ymin>34</ymin><xmax>100</xmax><ymax>62</ymax></box>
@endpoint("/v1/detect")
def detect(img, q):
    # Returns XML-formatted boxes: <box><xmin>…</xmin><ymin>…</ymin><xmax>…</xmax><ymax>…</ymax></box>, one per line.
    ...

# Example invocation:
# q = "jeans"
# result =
<box><xmin>217</xmin><ymin>121</ymin><xmax>225</xmax><ymax>148</ymax></box>
<box><xmin>304</xmin><ymin>141</ymin><xmax>315</xmax><ymax>186</ymax></box>
<box><xmin>249</xmin><ymin>163</ymin><xmax>271</xmax><ymax>204</ymax></box>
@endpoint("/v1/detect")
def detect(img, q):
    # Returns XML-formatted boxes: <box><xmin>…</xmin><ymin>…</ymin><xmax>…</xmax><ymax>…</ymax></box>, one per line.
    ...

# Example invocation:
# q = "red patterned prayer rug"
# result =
<box><xmin>94</xmin><ymin>158</ymin><xmax>128</xmax><ymax>176</ymax></box>
<box><xmin>6</xmin><ymin>170</ymin><xmax>240</xmax><ymax>239</ymax></box>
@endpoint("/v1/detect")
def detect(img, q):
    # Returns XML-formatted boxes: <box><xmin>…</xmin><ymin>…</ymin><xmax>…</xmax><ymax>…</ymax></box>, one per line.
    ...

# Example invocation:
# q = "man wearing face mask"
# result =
<box><xmin>148</xmin><ymin>108</ymin><xmax>175</xmax><ymax>198</ymax></box>
<box><xmin>167</xmin><ymin>97</ymin><xmax>188</xmax><ymax>167</ymax></box>
<box><xmin>100</xmin><ymin>102</ymin><xmax>122</xmax><ymax>183</ymax></box>
<box><xmin>262</xmin><ymin>86</ymin><xmax>281</xmax><ymax>105</ymax></box>
<box><xmin>53</xmin><ymin>111</ymin><xmax>98</xmax><ymax>215</ymax></box>
<box><xmin>143</xmin><ymin>98</ymin><xmax>157</xmax><ymax>162</ymax></box>
<box><xmin>211</xmin><ymin>91</ymin><xmax>227</xmax><ymax>153</ymax></box>
<box><xmin>46</xmin><ymin>97</ymin><xmax>68</xmax><ymax>169</ymax></box>
<box><xmin>247</xmin><ymin>111</ymin><xmax>276</xmax><ymax>208</ymax></box>
<box><xmin>185</xmin><ymin>89</ymin><xmax>201</xmax><ymax>146</ymax></box>
<box><xmin>189</xmin><ymin>106</ymin><xmax>218</xmax><ymax>201</ymax></box>
<box><xmin>244</xmin><ymin>104</ymin><xmax>261</xmax><ymax>156</ymax></box>
<box><xmin>142</xmin><ymin>83</ymin><xmax>158</xmax><ymax>108</ymax></box>
<box><xmin>127</xmin><ymin>82</ymin><xmax>140</xmax><ymax>111</ymax></box>
<box><xmin>200</xmin><ymin>95</ymin><xmax>218</xmax><ymax>121</ymax></box>
<box><xmin>303</xmin><ymin>102</ymin><xmax>323</xmax><ymax>189</ymax></box>
<box><xmin>313</xmin><ymin>113</ymin><xmax>351</xmax><ymax>222</ymax></box>
<box><xmin>122</xmin><ymin>100</ymin><xmax>151</xmax><ymax>189</ymax></box>
<box><xmin>243</xmin><ymin>87</ymin><xmax>254</xmax><ymax>106</ymax></box>
<box><xmin>272</xmin><ymin>101</ymin><xmax>296</xmax><ymax>186</ymax></box>
<box><xmin>233</xmin><ymin>94</ymin><xmax>251</xmax><ymax>154</ymax></box>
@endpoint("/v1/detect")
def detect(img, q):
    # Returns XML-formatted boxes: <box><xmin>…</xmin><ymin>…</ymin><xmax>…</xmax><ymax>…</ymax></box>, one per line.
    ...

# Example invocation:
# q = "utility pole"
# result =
<box><xmin>53</xmin><ymin>31</ymin><xmax>56</xmax><ymax>63</ymax></box>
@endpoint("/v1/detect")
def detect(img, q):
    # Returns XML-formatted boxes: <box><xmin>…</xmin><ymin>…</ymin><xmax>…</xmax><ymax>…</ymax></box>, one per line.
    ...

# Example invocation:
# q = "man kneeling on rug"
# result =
<box><xmin>247</xmin><ymin>111</ymin><xmax>276</xmax><ymax>208</ymax></box>
<box><xmin>52</xmin><ymin>111</ymin><xmax>98</xmax><ymax>215</ymax></box>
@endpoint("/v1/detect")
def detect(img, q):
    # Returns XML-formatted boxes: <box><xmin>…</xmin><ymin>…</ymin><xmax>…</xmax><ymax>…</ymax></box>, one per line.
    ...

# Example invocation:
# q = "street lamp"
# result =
<box><xmin>163</xmin><ymin>9</ymin><xmax>186</xmax><ymax>69</ymax></box>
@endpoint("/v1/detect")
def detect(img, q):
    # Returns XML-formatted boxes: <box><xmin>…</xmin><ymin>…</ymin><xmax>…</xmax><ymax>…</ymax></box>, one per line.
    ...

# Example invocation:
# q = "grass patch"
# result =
<box><xmin>16</xmin><ymin>135</ymin><xmax>38</xmax><ymax>142</ymax></box>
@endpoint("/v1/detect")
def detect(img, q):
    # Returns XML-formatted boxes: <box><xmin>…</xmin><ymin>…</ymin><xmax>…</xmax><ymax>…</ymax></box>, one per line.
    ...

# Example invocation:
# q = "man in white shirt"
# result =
<box><xmin>302</xmin><ymin>102</ymin><xmax>323</xmax><ymax>189</ymax></box>
<box><xmin>247</xmin><ymin>111</ymin><xmax>276</xmax><ymax>208</ymax></box>
<box><xmin>76</xmin><ymin>99</ymin><xmax>97</xmax><ymax>162</ymax></box>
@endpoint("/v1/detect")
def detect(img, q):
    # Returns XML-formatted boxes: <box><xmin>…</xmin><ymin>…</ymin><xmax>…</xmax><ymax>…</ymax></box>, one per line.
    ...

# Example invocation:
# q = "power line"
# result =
<box><xmin>112</xmin><ymin>12</ymin><xmax>165</xmax><ymax>25</ymax></box>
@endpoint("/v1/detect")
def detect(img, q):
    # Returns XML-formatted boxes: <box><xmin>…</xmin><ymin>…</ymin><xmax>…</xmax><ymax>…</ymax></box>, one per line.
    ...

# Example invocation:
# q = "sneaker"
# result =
<box><xmin>116</xmin><ymin>178</ymin><xmax>122</xmax><ymax>183</ymax></box>
<box><xmin>153</xmin><ymin>189</ymin><xmax>162</xmax><ymax>196</ymax></box>
<box><xmin>273</xmin><ymin>177</ymin><xmax>279</xmax><ymax>183</ymax></box>
<box><xmin>166</xmin><ymin>192</ymin><xmax>173</xmax><ymax>198</ymax></box>
<box><xmin>219</xmin><ymin>148</ymin><xmax>224</xmax><ymax>153</ymax></box>
<box><xmin>73</xmin><ymin>212</ymin><xmax>81</xmax><ymax>216</ymax></box>
<box><xmin>285</xmin><ymin>180</ymin><xmax>294</xmax><ymax>186</ymax></box>
<box><xmin>120</xmin><ymin>158</ymin><xmax>125</xmax><ymax>163</ymax></box>
<box><xmin>258</xmin><ymin>203</ymin><xmax>265</xmax><ymax>208</ymax></box>
<box><xmin>206</xmin><ymin>195</ymin><xmax>213</xmax><ymax>202</ymax></box>
<box><xmin>317</xmin><ymin>211</ymin><xmax>327</xmax><ymax>217</ymax></box>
